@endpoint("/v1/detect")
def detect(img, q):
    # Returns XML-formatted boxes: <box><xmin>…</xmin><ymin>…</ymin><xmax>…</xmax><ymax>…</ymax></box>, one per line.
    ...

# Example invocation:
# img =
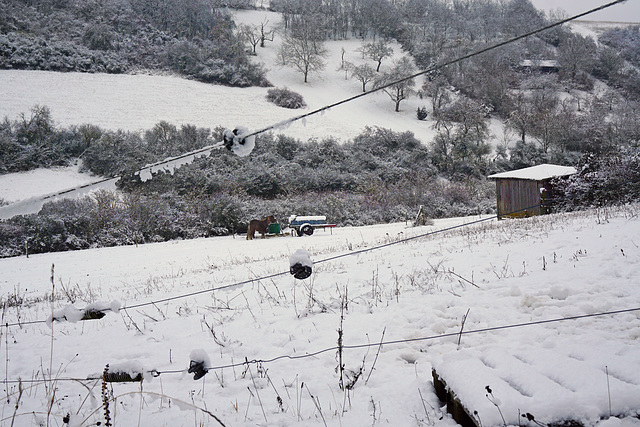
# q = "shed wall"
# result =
<box><xmin>495</xmin><ymin>179</ymin><xmax>543</xmax><ymax>219</ymax></box>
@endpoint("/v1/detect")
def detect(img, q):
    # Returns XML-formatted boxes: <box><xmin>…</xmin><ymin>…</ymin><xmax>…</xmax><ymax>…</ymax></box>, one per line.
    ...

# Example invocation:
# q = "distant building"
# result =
<box><xmin>488</xmin><ymin>164</ymin><xmax>577</xmax><ymax>219</ymax></box>
<box><xmin>517</xmin><ymin>59</ymin><xmax>560</xmax><ymax>73</ymax></box>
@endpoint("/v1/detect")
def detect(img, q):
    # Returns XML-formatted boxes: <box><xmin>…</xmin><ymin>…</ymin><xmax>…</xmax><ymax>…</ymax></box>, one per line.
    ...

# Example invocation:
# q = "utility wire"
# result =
<box><xmin>125</xmin><ymin>206</ymin><xmax>503</xmax><ymax>310</ymax></box>
<box><xmin>242</xmin><ymin>0</ymin><xmax>628</xmax><ymax>140</ymax></box>
<box><xmin>0</xmin><ymin>0</ymin><xmax>626</xmax><ymax>209</ymax></box>
<box><xmin>4</xmin><ymin>306</ymin><xmax>637</xmax><ymax>384</ymax></box>
<box><xmin>0</xmin><ymin>0</ymin><xmax>632</xmax><ymax>327</ymax></box>
<box><xmin>1</xmin><ymin>200</ymin><xmax>527</xmax><ymax>328</ymax></box>
<box><xmin>216</xmin><ymin>307</ymin><xmax>640</xmax><ymax>371</ymax></box>
<box><xmin>86</xmin><ymin>192</ymin><xmax>612</xmax><ymax>313</ymax></box>
<box><xmin>0</xmin><ymin>0</ymin><xmax>634</xmax><ymax>392</ymax></box>
<box><xmin>1</xmin><ymin>186</ymin><xmax>632</xmax><ymax>329</ymax></box>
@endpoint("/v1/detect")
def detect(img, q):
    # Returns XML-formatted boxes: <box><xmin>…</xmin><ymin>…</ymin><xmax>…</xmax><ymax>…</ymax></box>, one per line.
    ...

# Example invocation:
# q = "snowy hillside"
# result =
<box><xmin>0</xmin><ymin>163</ymin><xmax>97</xmax><ymax>204</ymax></box>
<box><xmin>0</xmin><ymin>10</ymin><xmax>440</xmax><ymax>148</ymax></box>
<box><xmin>1</xmin><ymin>204</ymin><xmax>640</xmax><ymax>426</ymax></box>
<box><xmin>1</xmin><ymin>6</ymin><xmax>640</xmax><ymax>426</ymax></box>
<box><xmin>0</xmin><ymin>8</ymin><xmax>454</xmax><ymax>214</ymax></box>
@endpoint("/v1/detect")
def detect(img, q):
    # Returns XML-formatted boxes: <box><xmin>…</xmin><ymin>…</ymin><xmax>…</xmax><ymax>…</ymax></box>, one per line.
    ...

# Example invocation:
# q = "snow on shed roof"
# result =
<box><xmin>488</xmin><ymin>164</ymin><xmax>577</xmax><ymax>181</ymax></box>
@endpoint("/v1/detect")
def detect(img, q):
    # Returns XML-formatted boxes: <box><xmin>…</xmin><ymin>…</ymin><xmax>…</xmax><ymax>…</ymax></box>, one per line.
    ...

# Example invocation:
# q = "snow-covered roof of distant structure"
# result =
<box><xmin>519</xmin><ymin>59</ymin><xmax>560</xmax><ymax>68</ymax></box>
<box><xmin>488</xmin><ymin>164</ymin><xmax>577</xmax><ymax>181</ymax></box>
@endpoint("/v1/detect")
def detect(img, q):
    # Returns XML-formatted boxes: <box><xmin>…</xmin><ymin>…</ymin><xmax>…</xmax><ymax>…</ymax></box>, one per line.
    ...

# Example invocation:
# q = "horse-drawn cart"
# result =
<box><xmin>288</xmin><ymin>215</ymin><xmax>336</xmax><ymax>237</ymax></box>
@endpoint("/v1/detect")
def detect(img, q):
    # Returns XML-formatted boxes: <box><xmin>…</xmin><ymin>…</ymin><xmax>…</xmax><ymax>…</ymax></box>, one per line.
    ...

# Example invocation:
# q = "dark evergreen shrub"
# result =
<box><xmin>417</xmin><ymin>106</ymin><xmax>428</xmax><ymax>120</ymax></box>
<box><xmin>82</xmin><ymin>23</ymin><xmax>115</xmax><ymax>51</ymax></box>
<box><xmin>266</xmin><ymin>87</ymin><xmax>307</xmax><ymax>109</ymax></box>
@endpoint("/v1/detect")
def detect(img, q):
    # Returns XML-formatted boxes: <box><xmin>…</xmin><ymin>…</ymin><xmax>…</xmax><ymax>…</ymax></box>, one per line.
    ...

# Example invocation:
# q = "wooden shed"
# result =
<box><xmin>488</xmin><ymin>164</ymin><xmax>576</xmax><ymax>219</ymax></box>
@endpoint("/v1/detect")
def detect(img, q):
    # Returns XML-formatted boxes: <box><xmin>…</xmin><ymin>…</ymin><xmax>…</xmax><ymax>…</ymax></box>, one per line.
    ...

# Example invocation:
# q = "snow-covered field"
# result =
<box><xmin>0</xmin><ymin>163</ymin><xmax>96</xmax><ymax>204</ymax></box>
<box><xmin>1</xmin><ymin>204</ymin><xmax>639</xmax><ymax>427</ymax></box>
<box><xmin>0</xmin><ymin>9</ymin><xmax>454</xmax><ymax>217</ymax></box>
<box><xmin>1</xmin><ymin>8</ymin><xmax>640</xmax><ymax>427</ymax></box>
<box><xmin>0</xmin><ymin>10</ymin><xmax>439</xmax><ymax>146</ymax></box>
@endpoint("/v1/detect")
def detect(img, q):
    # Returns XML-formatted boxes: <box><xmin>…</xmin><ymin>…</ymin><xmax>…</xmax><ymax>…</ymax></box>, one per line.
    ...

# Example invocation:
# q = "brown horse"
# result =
<box><xmin>246</xmin><ymin>215</ymin><xmax>276</xmax><ymax>240</ymax></box>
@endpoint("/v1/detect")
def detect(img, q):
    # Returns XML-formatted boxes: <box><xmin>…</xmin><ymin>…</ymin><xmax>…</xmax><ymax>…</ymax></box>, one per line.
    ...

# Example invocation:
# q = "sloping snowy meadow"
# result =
<box><xmin>0</xmin><ymin>8</ymin><xmax>448</xmax><ymax>219</ymax></box>
<box><xmin>1</xmin><ymin>203</ymin><xmax>640</xmax><ymax>427</ymax></box>
<box><xmin>0</xmin><ymin>9</ymin><xmax>439</xmax><ymax>145</ymax></box>
<box><xmin>1</xmin><ymin>7</ymin><xmax>640</xmax><ymax>427</ymax></box>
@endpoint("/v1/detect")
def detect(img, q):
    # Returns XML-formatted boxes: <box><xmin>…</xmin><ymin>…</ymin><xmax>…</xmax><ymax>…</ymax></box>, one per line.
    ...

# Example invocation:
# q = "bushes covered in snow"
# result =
<box><xmin>0</xmin><ymin>177</ymin><xmax>494</xmax><ymax>258</ymax></box>
<box><xmin>0</xmin><ymin>190</ymin><xmax>239</xmax><ymax>257</ymax></box>
<box><xmin>0</xmin><ymin>124</ymin><xmax>499</xmax><ymax>257</ymax></box>
<box><xmin>123</xmin><ymin>127</ymin><xmax>495</xmax><ymax>226</ymax></box>
<box><xmin>0</xmin><ymin>105</ymin><xmax>90</xmax><ymax>173</ymax></box>
<box><xmin>0</xmin><ymin>33</ymin><xmax>126</xmax><ymax>73</ymax></box>
<box><xmin>554</xmin><ymin>146</ymin><xmax>640</xmax><ymax>210</ymax></box>
<box><xmin>0</xmin><ymin>0</ymin><xmax>269</xmax><ymax>87</ymax></box>
<box><xmin>266</xmin><ymin>87</ymin><xmax>307</xmax><ymax>109</ymax></box>
<box><xmin>0</xmin><ymin>111</ymin><xmax>214</xmax><ymax>175</ymax></box>
<box><xmin>125</xmin><ymin>127</ymin><xmax>438</xmax><ymax>199</ymax></box>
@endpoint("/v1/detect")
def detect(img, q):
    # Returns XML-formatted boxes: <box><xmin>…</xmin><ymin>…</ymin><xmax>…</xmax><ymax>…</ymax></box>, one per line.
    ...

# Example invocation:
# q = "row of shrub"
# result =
<box><xmin>3</xmin><ymin>139</ymin><xmax>637</xmax><ymax>258</ymax></box>
<box><xmin>0</xmin><ymin>106</ymin><xmax>216</xmax><ymax>175</ymax></box>
<box><xmin>0</xmin><ymin>176</ymin><xmax>495</xmax><ymax>258</ymax></box>
<box><xmin>0</xmin><ymin>33</ymin><xmax>127</xmax><ymax>73</ymax></box>
<box><xmin>2</xmin><ymin>106</ymin><xmax>637</xmax><ymax>257</ymax></box>
<box><xmin>0</xmin><ymin>102</ymin><xmax>612</xmax><ymax>189</ymax></box>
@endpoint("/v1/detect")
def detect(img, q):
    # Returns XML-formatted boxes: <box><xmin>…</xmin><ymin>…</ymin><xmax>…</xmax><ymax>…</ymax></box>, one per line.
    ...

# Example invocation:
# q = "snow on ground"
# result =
<box><xmin>570</xmin><ymin>22</ymin><xmax>602</xmax><ymax>42</ymax></box>
<box><xmin>0</xmin><ymin>8</ymin><xmax>453</xmax><ymax>212</ymax></box>
<box><xmin>1</xmin><ymin>205</ymin><xmax>640</xmax><ymax>426</ymax></box>
<box><xmin>0</xmin><ymin>10</ymin><xmax>438</xmax><ymax>148</ymax></box>
<box><xmin>1</xmin><ymin>8</ymin><xmax>640</xmax><ymax>427</ymax></box>
<box><xmin>0</xmin><ymin>163</ymin><xmax>96</xmax><ymax>204</ymax></box>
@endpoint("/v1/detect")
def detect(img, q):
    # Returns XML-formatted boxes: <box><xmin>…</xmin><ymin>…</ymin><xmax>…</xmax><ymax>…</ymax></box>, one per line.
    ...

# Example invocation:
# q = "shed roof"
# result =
<box><xmin>488</xmin><ymin>164</ymin><xmax>577</xmax><ymax>181</ymax></box>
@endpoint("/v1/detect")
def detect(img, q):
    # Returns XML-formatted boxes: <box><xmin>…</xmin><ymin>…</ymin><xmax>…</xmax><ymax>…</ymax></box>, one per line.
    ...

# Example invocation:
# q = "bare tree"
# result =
<box><xmin>422</xmin><ymin>74</ymin><xmax>450</xmax><ymax>115</ymax></box>
<box><xmin>558</xmin><ymin>33</ymin><xmax>597</xmax><ymax>82</ymax></box>
<box><xmin>433</xmin><ymin>97</ymin><xmax>491</xmax><ymax>174</ymax></box>
<box><xmin>278</xmin><ymin>18</ymin><xmax>327</xmax><ymax>83</ymax></box>
<box><xmin>506</xmin><ymin>93</ymin><xmax>535</xmax><ymax>144</ymax></box>
<box><xmin>238</xmin><ymin>24</ymin><xmax>261</xmax><ymax>55</ymax></box>
<box><xmin>238</xmin><ymin>17</ymin><xmax>275</xmax><ymax>55</ymax></box>
<box><xmin>259</xmin><ymin>17</ymin><xmax>275</xmax><ymax>47</ymax></box>
<box><xmin>362</xmin><ymin>39</ymin><xmax>394</xmax><ymax>72</ymax></box>
<box><xmin>347</xmin><ymin>62</ymin><xmax>376</xmax><ymax>92</ymax></box>
<box><xmin>374</xmin><ymin>56</ymin><xmax>417</xmax><ymax>112</ymax></box>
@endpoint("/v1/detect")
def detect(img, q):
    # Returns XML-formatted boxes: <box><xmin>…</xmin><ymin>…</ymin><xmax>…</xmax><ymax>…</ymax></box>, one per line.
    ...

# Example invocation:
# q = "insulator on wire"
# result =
<box><xmin>222</xmin><ymin>129</ymin><xmax>237</xmax><ymax>150</ymax></box>
<box><xmin>98</xmin><ymin>361</ymin><xmax>145</xmax><ymax>383</ymax></box>
<box><xmin>223</xmin><ymin>126</ymin><xmax>255</xmax><ymax>157</ymax></box>
<box><xmin>290</xmin><ymin>263</ymin><xmax>312</xmax><ymax>280</ymax></box>
<box><xmin>102</xmin><ymin>371</ymin><xmax>143</xmax><ymax>383</ymax></box>
<box><xmin>289</xmin><ymin>249</ymin><xmax>313</xmax><ymax>279</ymax></box>
<box><xmin>48</xmin><ymin>301</ymin><xmax>121</xmax><ymax>326</ymax></box>
<box><xmin>81</xmin><ymin>309</ymin><xmax>106</xmax><ymax>321</ymax></box>
<box><xmin>188</xmin><ymin>349</ymin><xmax>210</xmax><ymax>380</ymax></box>
<box><xmin>188</xmin><ymin>360</ymin><xmax>208</xmax><ymax>380</ymax></box>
